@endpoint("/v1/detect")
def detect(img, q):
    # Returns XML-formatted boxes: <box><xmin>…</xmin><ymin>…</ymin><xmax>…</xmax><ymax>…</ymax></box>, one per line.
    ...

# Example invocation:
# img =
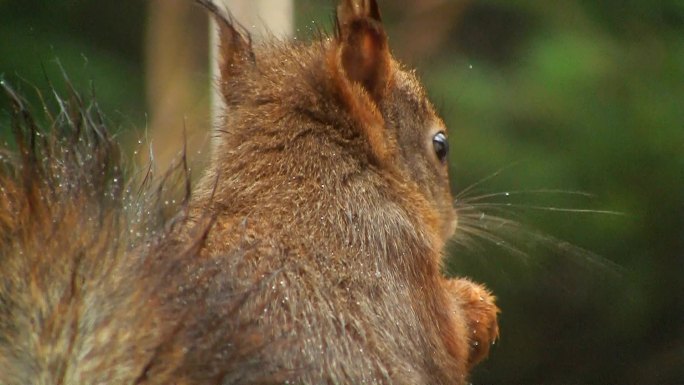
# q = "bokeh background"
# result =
<box><xmin>1</xmin><ymin>0</ymin><xmax>682</xmax><ymax>383</ymax></box>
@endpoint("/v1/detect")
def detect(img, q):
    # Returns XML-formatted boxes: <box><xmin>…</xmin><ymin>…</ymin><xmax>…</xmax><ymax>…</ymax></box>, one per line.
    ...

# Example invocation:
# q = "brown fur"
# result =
<box><xmin>0</xmin><ymin>1</ymin><xmax>498</xmax><ymax>384</ymax></box>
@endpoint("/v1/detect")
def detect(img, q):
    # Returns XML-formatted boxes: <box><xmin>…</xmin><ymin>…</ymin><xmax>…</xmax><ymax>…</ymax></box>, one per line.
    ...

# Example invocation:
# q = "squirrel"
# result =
<box><xmin>0</xmin><ymin>0</ymin><xmax>499</xmax><ymax>384</ymax></box>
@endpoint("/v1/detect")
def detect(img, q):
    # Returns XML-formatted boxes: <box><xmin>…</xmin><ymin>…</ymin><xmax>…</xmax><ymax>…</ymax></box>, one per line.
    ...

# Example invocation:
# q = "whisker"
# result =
<box><xmin>511</xmin><ymin>224</ymin><xmax>625</xmax><ymax>276</ymax></box>
<box><xmin>457</xmin><ymin>205</ymin><xmax>524</xmax><ymax>222</ymax></box>
<box><xmin>455</xmin><ymin>161</ymin><xmax>523</xmax><ymax>200</ymax></box>
<box><xmin>450</xmin><ymin>162</ymin><xmax>626</xmax><ymax>276</ymax></box>
<box><xmin>455</xmin><ymin>223</ymin><xmax>531</xmax><ymax>261</ymax></box>
<box><xmin>457</xmin><ymin>189</ymin><xmax>595</xmax><ymax>203</ymax></box>
<box><xmin>465</xmin><ymin>203</ymin><xmax>625</xmax><ymax>216</ymax></box>
<box><xmin>453</xmin><ymin>209</ymin><xmax>624</xmax><ymax>276</ymax></box>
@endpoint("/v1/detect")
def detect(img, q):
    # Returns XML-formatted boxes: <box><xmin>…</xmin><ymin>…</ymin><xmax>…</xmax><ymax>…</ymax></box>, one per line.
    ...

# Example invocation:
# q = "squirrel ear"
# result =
<box><xmin>335</xmin><ymin>0</ymin><xmax>391</xmax><ymax>101</ymax></box>
<box><xmin>195</xmin><ymin>0</ymin><xmax>254</xmax><ymax>94</ymax></box>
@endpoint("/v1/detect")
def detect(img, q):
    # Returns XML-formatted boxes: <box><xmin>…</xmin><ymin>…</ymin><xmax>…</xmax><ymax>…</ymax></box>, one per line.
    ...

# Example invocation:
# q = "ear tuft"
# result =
<box><xmin>336</xmin><ymin>0</ymin><xmax>391</xmax><ymax>101</ymax></box>
<box><xmin>337</xmin><ymin>0</ymin><xmax>381</xmax><ymax>24</ymax></box>
<box><xmin>195</xmin><ymin>0</ymin><xmax>254</xmax><ymax>94</ymax></box>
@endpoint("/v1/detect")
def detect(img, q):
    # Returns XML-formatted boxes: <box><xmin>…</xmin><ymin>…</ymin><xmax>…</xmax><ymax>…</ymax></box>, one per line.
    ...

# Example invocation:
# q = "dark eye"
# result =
<box><xmin>432</xmin><ymin>131</ymin><xmax>449</xmax><ymax>164</ymax></box>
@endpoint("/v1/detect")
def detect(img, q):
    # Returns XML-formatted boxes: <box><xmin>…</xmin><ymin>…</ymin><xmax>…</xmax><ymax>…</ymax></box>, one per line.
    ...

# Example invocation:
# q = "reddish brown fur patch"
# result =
<box><xmin>0</xmin><ymin>1</ymin><xmax>499</xmax><ymax>383</ymax></box>
<box><xmin>326</xmin><ymin>46</ymin><xmax>396</xmax><ymax>167</ymax></box>
<box><xmin>188</xmin><ymin>0</ymin><xmax>499</xmax><ymax>382</ymax></box>
<box><xmin>445</xmin><ymin>278</ymin><xmax>500</xmax><ymax>369</ymax></box>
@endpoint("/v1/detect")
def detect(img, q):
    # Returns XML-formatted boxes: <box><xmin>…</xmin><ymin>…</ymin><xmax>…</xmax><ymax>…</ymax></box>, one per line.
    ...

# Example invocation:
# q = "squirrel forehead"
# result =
<box><xmin>389</xmin><ymin>67</ymin><xmax>446</xmax><ymax>129</ymax></box>
<box><xmin>247</xmin><ymin>41</ymin><xmax>424</xmax><ymax>97</ymax></box>
<box><xmin>231</xmin><ymin>40</ymin><xmax>445</xmax><ymax>133</ymax></box>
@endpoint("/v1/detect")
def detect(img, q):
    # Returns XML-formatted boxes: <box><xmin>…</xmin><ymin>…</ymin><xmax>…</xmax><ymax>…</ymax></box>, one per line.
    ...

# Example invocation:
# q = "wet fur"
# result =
<box><xmin>0</xmin><ymin>1</ymin><xmax>498</xmax><ymax>384</ymax></box>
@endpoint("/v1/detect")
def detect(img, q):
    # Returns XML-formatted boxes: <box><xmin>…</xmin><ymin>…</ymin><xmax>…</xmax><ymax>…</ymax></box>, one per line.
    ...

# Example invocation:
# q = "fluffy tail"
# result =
<box><xmin>0</xmin><ymin>78</ymin><xmax>270</xmax><ymax>384</ymax></box>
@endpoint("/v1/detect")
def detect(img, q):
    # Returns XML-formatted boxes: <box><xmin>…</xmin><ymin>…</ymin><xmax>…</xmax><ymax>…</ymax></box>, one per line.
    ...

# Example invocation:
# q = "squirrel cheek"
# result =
<box><xmin>448</xmin><ymin>214</ymin><xmax>458</xmax><ymax>239</ymax></box>
<box><xmin>437</xmin><ymin>209</ymin><xmax>457</xmax><ymax>246</ymax></box>
<box><xmin>430</xmin><ymin>207</ymin><xmax>458</xmax><ymax>251</ymax></box>
<box><xmin>438</xmin><ymin>189</ymin><xmax>458</xmax><ymax>241</ymax></box>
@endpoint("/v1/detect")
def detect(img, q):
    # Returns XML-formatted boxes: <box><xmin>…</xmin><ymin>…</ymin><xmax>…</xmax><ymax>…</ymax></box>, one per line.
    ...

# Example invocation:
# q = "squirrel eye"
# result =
<box><xmin>432</xmin><ymin>131</ymin><xmax>449</xmax><ymax>164</ymax></box>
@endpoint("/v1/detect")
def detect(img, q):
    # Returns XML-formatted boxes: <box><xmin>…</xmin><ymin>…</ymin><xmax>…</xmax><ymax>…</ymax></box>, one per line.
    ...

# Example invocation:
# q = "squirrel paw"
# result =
<box><xmin>445</xmin><ymin>278</ymin><xmax>500</xmax><ymax>368</ymax></box>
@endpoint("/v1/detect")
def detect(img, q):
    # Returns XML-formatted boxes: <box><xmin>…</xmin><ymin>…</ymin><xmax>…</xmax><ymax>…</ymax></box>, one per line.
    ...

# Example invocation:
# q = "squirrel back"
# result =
<box><xmin>0</xmin><ymin>1</ymin><xmax>499</xmax><ymax>384</ymax></box>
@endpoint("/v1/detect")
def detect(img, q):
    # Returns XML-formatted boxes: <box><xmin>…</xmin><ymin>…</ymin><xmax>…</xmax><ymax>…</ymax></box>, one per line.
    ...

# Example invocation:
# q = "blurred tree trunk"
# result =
<box><xmin>144</xmin><ymin>0</ymin><xmax>209</xmax><ymax>172</ymax></box>
<box><xmin>217</xmin><ymin>0</ymin><xmax>294</xmax><ymax>39</ymax></box>
<box><xmin>210</xmin><ymin>0</ymin><xmax>294</xmax><ymax>134</ymax></box>
<box><xmin>144</xmin><ymin>0</ymin><xmax>293</xmax><ymax>171</ymax></box>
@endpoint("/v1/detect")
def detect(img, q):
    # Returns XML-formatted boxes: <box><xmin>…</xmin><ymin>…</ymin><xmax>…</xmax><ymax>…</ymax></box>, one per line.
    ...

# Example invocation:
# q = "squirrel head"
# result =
<box><xmin>201</xmin><ymin>0</ymin><xmax>456</xmax><ymax>249</ymax></box>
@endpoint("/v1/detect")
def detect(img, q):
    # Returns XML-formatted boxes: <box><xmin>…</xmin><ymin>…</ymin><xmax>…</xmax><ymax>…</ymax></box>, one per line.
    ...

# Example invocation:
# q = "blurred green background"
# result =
<box><xmin>1</xmin><ymin>0</ymin><xmax>682</xmax><ymax>383</ymax></box>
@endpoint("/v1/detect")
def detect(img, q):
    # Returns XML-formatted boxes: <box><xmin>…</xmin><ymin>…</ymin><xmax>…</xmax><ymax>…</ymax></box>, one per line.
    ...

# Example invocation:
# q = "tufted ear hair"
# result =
<box><xmin>195</xmin><ymin>0</ymin><xmax>255</xmax><ymax>98</ymax></box>
<box><xmin>327</xmin><ymin>0</ymin><xmax>396</xmax><ymax>166</ymax></box>
<box><xmin>335</xmin><ymin>0</ymin><xmax>391</xmax><ymax>102</ymax></box>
